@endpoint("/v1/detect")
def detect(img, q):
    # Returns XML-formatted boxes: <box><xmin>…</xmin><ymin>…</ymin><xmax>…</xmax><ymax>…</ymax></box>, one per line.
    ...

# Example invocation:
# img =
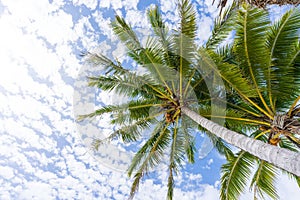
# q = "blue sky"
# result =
<box><xmin>0</xmin><ymin>0</ymin><xmax>299</xmax><ymax>199</ymax></box>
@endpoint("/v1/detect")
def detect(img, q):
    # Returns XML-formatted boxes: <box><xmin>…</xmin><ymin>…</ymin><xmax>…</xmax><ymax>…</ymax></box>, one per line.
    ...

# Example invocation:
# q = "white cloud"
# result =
<box><xmin>159</xmin><ymin>0</ymin><xmax>177</xmax><ymax>14</ymax></box>
<box><xmin>99</xmin><ymin>0</ymin><xmax>110</xmax><ymax>9</ymax></box>
<box><xmin>20</xmin><ymin>181</ymin><xmax>54</xmax><ymax>199</ymax></box>
<box><xmin>0</xmin><ymin>166</ymin><xmax>14</xmax><ymax>180</ymax></box>
<box><xmin>73</xmin><ymin>0</ymin><xmax>98</xmax><ymax>10</ymax></box>
<box><xmin>197</xmin><ymin>15</ymin><xmax>213</xmax><ymax>45</ymax></box>
<box><xmin>110</xmin><ymin>0</ymin><xmax>123</xmax><ymax>10</ymax></box>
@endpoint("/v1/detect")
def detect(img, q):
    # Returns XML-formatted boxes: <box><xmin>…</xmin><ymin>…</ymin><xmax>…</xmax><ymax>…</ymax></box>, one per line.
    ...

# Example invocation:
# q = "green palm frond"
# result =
<box><xmin>206</xmin><ymin>1</ymin><xmax>237</xmax><ymax>50</ymax></box>
<box><xmin>199</xmin><ymin>105</ymin><xmax>262</xmax><ymax>132</ymax></box>
<box><xmin>279</xmin><ymin>137</ymin><xmax>300</xmax><ymax>152</ymax></box>
<box><xmin>234</xmin><ymin>4</ymin><xmax>272</xmax><ymax>115</ymax></box>
<box><xmin>128</xmin><ymin>122</ymin><xmax>171</xmax><ymax>199</ymax></box>
<box><xmin>87</xmin><ymin>69</ymin><xmax>167</xmax><ymax>99</ymax></box>
<box><xmin>167</xmin><ymin>166</ymin><xmax>174</xmax><ymax>200</ymax></box>
<box><xmin>167</xmin><ymin>121</ymin><xmax>185</xmax><ymax>200</ymax></box>
<box><xmin>147</xmin><ymin>6</ymin><xmax>177</xmax><ymax>69</ymax></box>
<box><xmin>266</xmin><ymin>8</ymin><xmax>300</xmax><ymax>109</ymax></box>
<box><xmin>111</xmin><ymin>15</ymin><xmax>142</xmax><ymax>54</ymax></box>
<box><xmin>148</xmin><ymin>5</ymin><xmax>167</xmax><ymax>37</ymax></box>
<box><xmin>196</xmin><ymin>48</ymin><xmax>257</xmax><ymax>98</ymax></box>
<box><xmin>178</xmin><ymin>0</ymin><xmax>197</xmax><ymax>40</ymax></box>
<box><xmin>181</xmin><ymin>117</ymin><xmax>196</xmax><ymax>163</ymax></box>
<box><xmin>112</xmin><ymin>15</ymin><xmax>178</xmax><ymax>91</ymax></box>
<box><xmin>215</xmin><ymin>44</ymin><xmax>236</xmax><ymax>64</ymax></box>
<box><xmin>172</xmin><ymin>0</ymin><xmax>197</xmax><ymax>99</ymax></box>
<box><xmin>250</xmin><ymin>160</ymin><xmax>279</xmax><ymax>200</ymax></box>
<box><xmin>110</xmin><ymin>101</ymin><xmax>162</xmax><ymax>125</ymax></box>
<box><xmin>77</xmin><ymin>99</ymin><xmax>159</xmax><ymax>122</ymax></box>
<box><xmin>92</xmin><ymin>117</ymin><xmax>154</xmax><ymax>148</ymax></box>
<box><xmin>202</xmin><ymin>130</ymin><xmax>232</xmax><ymax>156</ymax></box>
<box><xmin>89</xmin><ymin>101</ymin><xmax>168</xmax><ymax>147</ymax></box>
<box><xmin>220</xmin><ymin>151</ymin><xmax>255</xmax><ymax>200</ymax></box>
<box><xmin>234</xmin><ymin>4</ymin><xmax>270</xmax><ymax>80</ymax></box>
<box><xmin>142</xmin><ymin>37</ymin><xmax>179</xmax><ymax>85</ymax></box>
<box><xmin>83</xmin><ymin>52</ymin><xmax>128</xmax><ymax>75</ymax></box>
<box><xmin>267</xmin><ymin>8</ymin><xmax>300</xmax><ymax>67</ymax></box>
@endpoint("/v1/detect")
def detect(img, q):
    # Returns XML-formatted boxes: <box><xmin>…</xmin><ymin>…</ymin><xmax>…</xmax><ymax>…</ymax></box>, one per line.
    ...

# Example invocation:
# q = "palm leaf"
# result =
<box><xmin>220</xmin><ymin>151</ymin><xmax>254</xmax><ymax>200</ymax></box>
<box><xmin>147</xmin><ymin>6</ymin><xmax>176</xmax><ymax>68</ymax></box>
<box><xmin>128</xmin><ymin>122</ymin><xmax>171</xmax><ymax>199</ymax></box>
<box><xmin>175</xmin><ymin>0</ymin><xmax>197</xmax><ymax>98</ymax></box>
<box><xmin>233</xmin><ymin>4</ymin><xmax>272</xmax><ymax>115</ymax></box>
<box><xmin>77</xmin><ymin>98</ymin><xmax>159</xmax><ymax>122</ymax></box>
<box><xmin>83</xmin><ymin>52</ymin><xmax>127</xmax><ymax>75</ymax></box>
<box><xmin>206</xmin><ymin>1</ymin><xmax>237</xmax><ymax>50</ymax></box>
<box><xmin>111</xmin><ymin>15</ymin><xmax>141</xmax><ymax>54</ymax></box>
<box><xmin>112</xmin><ymin>15</ymin><xmax>178</xmax><ymax>91</ymax></box>
<box><xmin>250</xmin><ymin>160</ymin><xmax>279</xmax><ymax>200</ymax></box>
<box><xmin>267</xmin><ymin>8</ymin><xmax>300</xmax><ymax>110</ymax></box>
<box><xmin>87</xmin><ymin>71</ymin><xmax>162</xmax><ymax>99</ymax></box>
<box><xmin>181</xmin><ymin>117</ymin><xmax>196</xmax><ymax>163</ymax></box>
<box><xmin>196</xmin><ymin>48</ymin><xmax>257</xmax><ymax>98</ymax></box>
<box><xmin>167</xmin><ymin>121</ymin><xmax>185</xmax><ymax>200</ymax></box>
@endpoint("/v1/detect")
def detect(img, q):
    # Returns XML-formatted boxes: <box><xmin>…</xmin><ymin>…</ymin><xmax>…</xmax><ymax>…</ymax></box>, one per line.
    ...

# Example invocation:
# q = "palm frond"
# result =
<box><xmin>199</xmin><ymin>105</ymin><xmax>261</xmax><ymax>133</ymax></box>
<box><xmin>77</xmin><ymin>105</ymin><xmax>120</xmax><ymax>121</ymax></box>
<box><xmin>220</xmin><ymin>151</ymin><xmax>255</xmax><ymax>200</ymax></box>
<box><xmin>77</xmin><ymin>98</ymin><xmax>159</xmax><ymax>122</ymax></box>
<box><xmin>174</xmin><ymin>0</ymin><xmax>197</xmax><ymax>99</ymax></box>
<box><xmin>111</xmin><ymin>15</ymin><xmax>142</xmax><ymax>54</ymax></box>
<box><xmin>167</xmin><ymin>120</ymin><xmax>185</xmax><ymax>200</ymax></box>
<box><xmin>233</xmin><ymin>4</ymin><xmax>272</xmax><ymax>115</ymax></box>
<box><xmin>87</xmin><ymin>72</ymin><xmax>160</xmax><ymax>98</ymax></box>
<box><xmin>267</xmin><ymin>8</ymin><xmax>300</xmax><ymax>109</ymax></box>
<box><xmin>112</xmin><ymin>15</ymin><xmax>179</xmax><ymax>91</ymax></box>
<box><xmin>92</xmin><ymin>117</ymin><xmax>153</xmax><ymax>148</ymax></box>
<box><xmin>84</xmin><ymin>52</ymin><xmax>127</xmax><ymax>75</ymax></box>
<box><xmin>206</xmin><ymin>1</ymin><xmax>237</xmax><ymax>50</ymax></box>
<box><xmin>148</xmin><ymin>5</ymin><xmax>168</xmax><ymax>38</ymax></box>
<box><xmin>279</xmin><ymin>137</ymin><xmax>300</xmax><ymax>152</ymax></box>
<box><xmin>181</xmin><ymin>117</ymin><xmax>196</xmax><ymax>163</ymax></box>
<box><xmin>147</xmin><ymin>6</ymin><xmax>178</xmax><ymax>70</ymax></box>
<box><xmin>202</xmin><ymin>130</ymin><xmax>232</xmax><ymax>156</ymax></box>
<box><xmin>128</xmin><ymin>122</ymin><xmax>171</xmax><ymax>199</ymax></box>
<box><xmin>250</xmin><ymin>160</ymin><xmax>279</xmax><ymax>200</ymax></box>
<box><xmin>216</xmin><ymin>44</ymin><xmax>236</xmax><ymax>64</ymax></box>
<box><xmin>91</xmin><ymin>104</ymin><xmax>167</xmax><ymax>148</ymax></box>
<box><xmin>178</xmin><ymin>0</ymin><xmax>197</xmax><ymax>41</ymax></box>
<box><xmin>196</xmin><ymin>48</ymin><xmax>257</xmax><ymax>98</ymax></box>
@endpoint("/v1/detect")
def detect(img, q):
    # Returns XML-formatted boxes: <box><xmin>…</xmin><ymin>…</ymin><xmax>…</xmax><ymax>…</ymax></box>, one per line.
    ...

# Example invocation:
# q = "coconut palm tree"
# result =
<box><xmin>78</xmin><ymin>1</ymin><xmax>300</xmax><ymax>199</ymax></box>
<box><xmin>203</xmin><ymin>3</ymin><xmax>300</xmax><ymax>199</ymax></box>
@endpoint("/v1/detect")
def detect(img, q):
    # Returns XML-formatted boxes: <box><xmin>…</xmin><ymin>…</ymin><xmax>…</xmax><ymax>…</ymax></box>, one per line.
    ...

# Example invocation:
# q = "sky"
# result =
<box><xmin>0</xmin><ymin>0</ymin><xmax>299</xmax><ymax>199</ymax></box>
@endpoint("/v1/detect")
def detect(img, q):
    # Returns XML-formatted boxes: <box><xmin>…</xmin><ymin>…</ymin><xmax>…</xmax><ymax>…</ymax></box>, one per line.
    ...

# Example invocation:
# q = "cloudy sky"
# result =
<box><xmin>0</xmin><ymin>0</ymin><xmax>299</xmax><ymax>199</ymax></box>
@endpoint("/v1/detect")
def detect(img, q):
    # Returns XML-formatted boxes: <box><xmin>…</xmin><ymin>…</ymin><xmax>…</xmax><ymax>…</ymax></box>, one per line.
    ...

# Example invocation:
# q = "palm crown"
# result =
<box><xmin>79</xmin><ymin>1</ymin><xmax>228</xmax><ymax>199</ymax></box>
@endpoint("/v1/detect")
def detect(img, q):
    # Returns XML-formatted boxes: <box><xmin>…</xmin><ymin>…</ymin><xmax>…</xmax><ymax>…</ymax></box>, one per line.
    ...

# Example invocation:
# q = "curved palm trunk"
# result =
<box><xmin>181</xmin><ymin>106</ymin><xmax>300</xmax><ymax>176</ymax></box>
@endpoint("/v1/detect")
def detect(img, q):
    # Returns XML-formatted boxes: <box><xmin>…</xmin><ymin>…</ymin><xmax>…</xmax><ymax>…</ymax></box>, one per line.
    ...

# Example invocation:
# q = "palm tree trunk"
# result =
<box><xmin>181</xmin><ymin>106</ymin><xmax>300</xmax><ymax>176</ymax></box>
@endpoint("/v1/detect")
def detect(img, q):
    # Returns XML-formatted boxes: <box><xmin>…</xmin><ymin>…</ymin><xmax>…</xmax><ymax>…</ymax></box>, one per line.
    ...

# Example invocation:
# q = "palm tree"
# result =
<box><xmin>203</xmin><ymin>3</ymin><xmax>300</xmax><ymax>199</ymax></box>
<box><xmin>78</xmin><ymin>0</ymin><xmax>300</xmax><ymax>199</ymax></box>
